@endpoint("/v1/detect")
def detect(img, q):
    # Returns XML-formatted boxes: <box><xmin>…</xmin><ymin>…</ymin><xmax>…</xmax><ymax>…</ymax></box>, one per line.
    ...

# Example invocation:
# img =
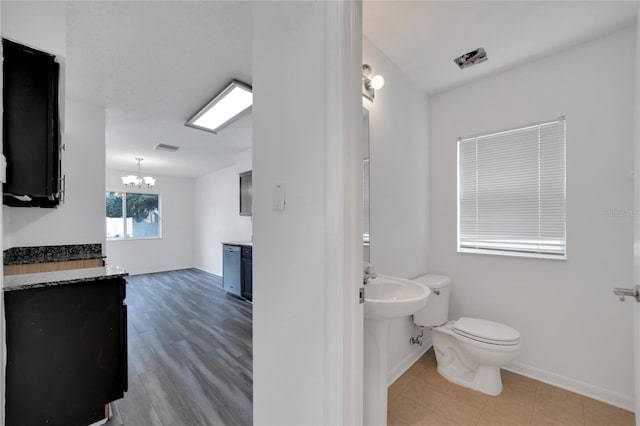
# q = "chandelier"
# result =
<box><xmin>121</xmin><ymin>157</ymin><xmax>156</xmax><ymax>189</ymax></box>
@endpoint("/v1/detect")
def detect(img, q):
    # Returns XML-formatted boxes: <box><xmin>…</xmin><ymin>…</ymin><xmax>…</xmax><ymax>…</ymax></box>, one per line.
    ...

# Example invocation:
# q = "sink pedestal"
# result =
<box><xmin>363</xmin><ymin>275</ymin><xmax>430</xmax><ymax>426</ymax></box>
<box><xmin>364</xmin><ymin>318</ymin><xmax>391</xmax><ymax>426</ymax></box>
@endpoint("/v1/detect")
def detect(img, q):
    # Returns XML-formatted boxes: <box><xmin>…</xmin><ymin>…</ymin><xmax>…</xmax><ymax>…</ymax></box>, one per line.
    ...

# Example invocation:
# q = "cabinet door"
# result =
<box><xmin>4</xmin><ymin>278</ymin><xmax>127</xmax><ymax>426</ymax></box>
<box><xmin>242</xmin><ymin>258</ymin><xmax>253</xmax><ymax>301</ymax></box>
<box><xmin>3</xmin><ymin>39</ymin><xmax>60</xmax><ymax>204</ymax></box>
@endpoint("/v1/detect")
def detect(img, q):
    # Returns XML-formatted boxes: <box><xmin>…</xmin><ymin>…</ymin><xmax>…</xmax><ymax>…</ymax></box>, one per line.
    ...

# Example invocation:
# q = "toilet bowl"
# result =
<box><xmin>412</xmin><ymin>275</ymin><xmax>521</xmax><ymax>396</ymax></box>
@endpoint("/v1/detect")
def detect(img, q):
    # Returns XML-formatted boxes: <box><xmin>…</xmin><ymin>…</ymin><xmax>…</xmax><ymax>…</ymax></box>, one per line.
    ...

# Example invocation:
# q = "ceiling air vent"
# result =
<box><xmin>454</xmin><ymin>48</ymin><xmax>487</xmax><ymax>69</ymax></box>
<box><xmin>153</xmin><ymin>143</ymin><xmax>180</xmax><ymax>152</ymax></box>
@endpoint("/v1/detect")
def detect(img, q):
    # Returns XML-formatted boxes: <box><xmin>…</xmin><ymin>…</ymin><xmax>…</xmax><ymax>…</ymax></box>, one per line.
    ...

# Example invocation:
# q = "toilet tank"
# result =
<box><xmin>412</xmin><ymin>274</ymin><xmax>451</xmax><ymax>326</ymax></box>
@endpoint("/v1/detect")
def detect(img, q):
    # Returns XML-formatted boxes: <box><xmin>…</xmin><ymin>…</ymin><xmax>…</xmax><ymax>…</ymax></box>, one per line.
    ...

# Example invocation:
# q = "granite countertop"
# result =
<box><xmin>222</xmin><ymin>241</ymin><xmax>252</xmax><ymax>247</ymax></box>
<box><xmin>3</xmin><ymin>265</ymin><xmax>128</xmax><ymax>292</ymax></box>
<box><xmin>4</xmin><ymin>244</ymin><xmax>104</xmax><ymax>265</ymax></box>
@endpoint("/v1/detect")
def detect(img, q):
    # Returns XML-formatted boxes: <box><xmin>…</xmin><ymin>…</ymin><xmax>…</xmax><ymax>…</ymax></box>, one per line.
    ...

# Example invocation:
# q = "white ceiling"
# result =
<box><xmin>66</xmin><ymin>1</ymin><xmax>252</xmax><ymax>178</ymax></box>
<box><xmin>66</xmin><ymin>1</ymin><xmax>638</xmax><ymax>179</ymax></box>
<box><xmin>363</xmin><ymin>1</ymin><xmax>639</xmax><ymax>94</ymax></box>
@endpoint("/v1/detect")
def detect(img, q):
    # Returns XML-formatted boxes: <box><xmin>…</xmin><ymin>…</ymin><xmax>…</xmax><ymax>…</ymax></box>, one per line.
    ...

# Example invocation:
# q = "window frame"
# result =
<box><xmin>106</xmin><ymin>191</ymin><xmax>162</xmax><ymax>241</ymax></box>
<box><xmin>456</xmin><ymin>117</ymin><xmax>566</xmax><ymax>260</ymax></box>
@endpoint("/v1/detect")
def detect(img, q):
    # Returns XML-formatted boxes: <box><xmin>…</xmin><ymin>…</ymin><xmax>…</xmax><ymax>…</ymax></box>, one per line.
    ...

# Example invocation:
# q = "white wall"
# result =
<box><xmin>253</xmin><ymin>5</ymin><xmax>329</xmax><ymax>422</ymax></box>
<box><xmin>1</xmin><ymin>0</ymin><xmax>77</xmax><ymax>252</ymax></box>
<box><xmin>105</xmin><ymin>169</ymin><xmax>195</xmax><ymax>275</ymax></box>
<box><xmin>363</xmin><ymin>38</ymin><xmax>431</xmax><ymax>382</ymax></box>
<box><xmin>364</xmin><ymin>38</ymin><xmax>430</xmax><ymax>279</ymax></box>
<box><xmin>1</xmin><ymin>1</ymin><xmax>65</xmax><ymax>57</ymax></box>
<box><xmin>1</xmin><ymin>1</ymin><xmax>66</xmax><ymax>130</ymax></box>
<box><xmin>252</xmin><ymin>2</ymin><xmax>363</xmax><ymax>424</ymax></box>
<box><xmin>430</xmin><ymin>27</ymin><xmax>636</xmax><ymax>409</ymax></box>
<box><xmin>4</xmin><ymin>98</ymin><xmax>106</xmax><ymax>251</ymax></box>
<box><xmin>194</xmin><ymin>149</ymin><xmax>252</xmax><ymax>276</ymax></box>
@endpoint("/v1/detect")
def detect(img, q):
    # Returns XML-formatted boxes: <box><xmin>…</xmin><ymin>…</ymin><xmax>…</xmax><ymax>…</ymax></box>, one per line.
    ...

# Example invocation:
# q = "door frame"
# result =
<box><xmin>323</xmin><ymin>1</ymin><xmax>364</xmax><ymax>424</ymax></box>
<box><xmin>633</xmin><ymin>5</ymin><xmax>640</xmax><ymax>425</ymax></box>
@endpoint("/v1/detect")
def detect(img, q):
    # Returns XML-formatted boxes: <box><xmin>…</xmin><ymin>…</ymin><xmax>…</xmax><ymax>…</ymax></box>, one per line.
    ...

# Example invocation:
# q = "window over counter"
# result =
<box><xmin>106</xmin><ymin>192</ymin><xmax>161</xmax><ymax>240</ymax></box>
<box><xmin>457</xmin><ymin>117</ymin><xmax>566</xmax><ymax>259</ymax></box>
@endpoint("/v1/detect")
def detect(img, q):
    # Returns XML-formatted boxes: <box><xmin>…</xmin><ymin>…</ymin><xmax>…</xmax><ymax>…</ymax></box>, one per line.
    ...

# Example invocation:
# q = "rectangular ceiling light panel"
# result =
<box><xmin>185</xmin><ymin>80</ymin><xmax>253</xmax><ymax>134</ymax></box>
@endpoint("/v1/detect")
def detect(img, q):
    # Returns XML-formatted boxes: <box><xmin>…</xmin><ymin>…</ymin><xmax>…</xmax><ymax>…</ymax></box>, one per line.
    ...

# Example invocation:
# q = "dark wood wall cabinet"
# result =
<box><xmin>222</xmin><ymin>243</ymin><xmax>252</xmax><ymax>302</ymax></box>
<box><xmin>4</xmin><ymin>275</ymin><xmax>128</xmax><ymax>426</ymax></box>
<box><xmin>2</xmin><ymin>38</ymin><xmax>62</xmax><ymax>208</ymax></box>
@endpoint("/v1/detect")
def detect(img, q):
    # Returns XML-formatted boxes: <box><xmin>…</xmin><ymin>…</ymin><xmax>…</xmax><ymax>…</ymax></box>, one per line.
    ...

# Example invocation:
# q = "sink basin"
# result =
<box><xmin>364</xmin><ymin>275</ymin><xmax>430</xmax><ymax>319</ymax></box>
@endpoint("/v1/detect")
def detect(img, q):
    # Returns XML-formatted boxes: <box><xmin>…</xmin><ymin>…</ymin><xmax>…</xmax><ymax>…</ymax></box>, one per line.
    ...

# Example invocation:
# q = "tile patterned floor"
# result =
<box><xmin>388</xmin><ymin>348</ymin><xmax>634</xmax><ymax>426</ymax></box>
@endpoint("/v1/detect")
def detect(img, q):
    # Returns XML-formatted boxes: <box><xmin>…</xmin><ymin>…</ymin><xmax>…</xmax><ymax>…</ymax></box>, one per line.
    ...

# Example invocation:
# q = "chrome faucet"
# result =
<box><xmin>363</xmin><ymin>262</ymin><xmax>377</xmax><ymax>285</ymax></box>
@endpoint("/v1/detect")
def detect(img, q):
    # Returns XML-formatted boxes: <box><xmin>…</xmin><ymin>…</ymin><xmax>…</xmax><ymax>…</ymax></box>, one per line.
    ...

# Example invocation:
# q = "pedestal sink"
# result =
<box><xmin>364</xmin><ymin>275</ymin><xmax>430</xmax><ymax>426</ymax></box>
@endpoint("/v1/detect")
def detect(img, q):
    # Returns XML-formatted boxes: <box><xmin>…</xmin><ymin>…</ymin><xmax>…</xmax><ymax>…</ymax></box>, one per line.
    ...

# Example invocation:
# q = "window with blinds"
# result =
<box><xmin>457</xmin><ymin>118</ymin><xmax>566</xmax><ymax>259</ymax></box>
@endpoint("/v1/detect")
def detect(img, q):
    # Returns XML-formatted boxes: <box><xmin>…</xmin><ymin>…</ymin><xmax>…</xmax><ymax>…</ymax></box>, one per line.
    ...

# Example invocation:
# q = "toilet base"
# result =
<box><xmin>437</xmin><ymin>363</ymin><xmax>502</xmax><ymax>396</ymax></box>
<box><xmin>472</xmin><ymin>366</ymin><xmax>503</xmax><ymax>396</ymax></box>
<box><xmin>432</xmin><ymin>322</ymin><xmax>520</xmax><ymax>397</ymax></box>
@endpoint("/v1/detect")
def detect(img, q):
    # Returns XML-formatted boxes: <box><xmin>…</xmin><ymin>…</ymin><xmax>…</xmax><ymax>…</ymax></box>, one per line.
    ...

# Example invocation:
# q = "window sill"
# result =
<box><xmin>457</xmin><ymin>247</ymin><xmax>566</xmax><ymax>261</ymax></box>
<box><xmin>107</xmin><ymin>237</ymin><xmax>163</xmax><ymax>242</ymax></box>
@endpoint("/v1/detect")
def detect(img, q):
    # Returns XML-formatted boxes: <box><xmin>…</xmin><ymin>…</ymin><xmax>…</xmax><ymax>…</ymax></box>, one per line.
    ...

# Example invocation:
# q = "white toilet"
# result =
<box><xmin>412</xmin><ymin>274</ymin><xmax>521</xmax><ymax>396</ymax></box>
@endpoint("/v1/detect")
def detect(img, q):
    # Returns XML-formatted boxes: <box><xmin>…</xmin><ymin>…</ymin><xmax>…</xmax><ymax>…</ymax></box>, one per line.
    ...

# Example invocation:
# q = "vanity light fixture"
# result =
<box><xmin>362</xmin><ymin>64</ymin><xmax>385</xmax><ymax>101</ymax></box>
<box><xmin>121</xmin><ymin>157</ymin><xmax>156</xmax><ymax>189</ymax></box>
<box><xmin>185</xmin><ymin>80</ymin><xmax>253</xmax><ymax>134</ymax></box>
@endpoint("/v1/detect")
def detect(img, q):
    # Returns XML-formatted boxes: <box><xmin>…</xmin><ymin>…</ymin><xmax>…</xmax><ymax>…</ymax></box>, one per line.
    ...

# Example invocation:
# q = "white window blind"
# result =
<box><xmin>457</xmin><ymin>118</ymin><xmax>566</xmax><ymax>259</ymax></box>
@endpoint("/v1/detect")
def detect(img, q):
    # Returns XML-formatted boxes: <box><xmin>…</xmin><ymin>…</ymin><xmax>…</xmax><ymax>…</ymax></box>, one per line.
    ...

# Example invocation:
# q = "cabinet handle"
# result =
<box><xmin>59</xmin><ymin>174</ymin><xmax>66</xmax><ymax>204</ymax></box>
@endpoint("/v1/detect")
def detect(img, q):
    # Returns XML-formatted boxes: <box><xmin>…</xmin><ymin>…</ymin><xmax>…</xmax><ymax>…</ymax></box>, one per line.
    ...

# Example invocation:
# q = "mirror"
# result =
<box><xmin>363</xmin><ymin>108</ymin><xmax>370</xmax><ymax>262</ymax></box>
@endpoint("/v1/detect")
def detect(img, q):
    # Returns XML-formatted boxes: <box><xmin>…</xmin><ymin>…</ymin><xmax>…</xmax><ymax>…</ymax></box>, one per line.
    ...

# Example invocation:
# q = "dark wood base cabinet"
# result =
<box><xmin>241</xmin><ymin>246</ymin><xmax>252</xmax><ymax>301</ymax></box>
<box><xmin>4</xmin><ymin>277</ymin><xmax>127</xmax><ymax>426</ymax></box>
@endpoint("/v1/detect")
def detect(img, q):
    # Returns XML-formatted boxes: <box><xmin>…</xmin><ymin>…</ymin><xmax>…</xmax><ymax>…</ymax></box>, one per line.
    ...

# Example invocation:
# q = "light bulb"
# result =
<box><xmin>144</xmin><ymin>177</ymin><xmax>156</xmax><ymax>188</ymax></box>
<box><xmin>362</xmin><ymin>64</ymin><xmax>372</xmax><ymax>78</ymax></box>
<box><xmin>370</xmin><ymin>75</ymin><xmax>385</xmax><ymax>90</ymax></box>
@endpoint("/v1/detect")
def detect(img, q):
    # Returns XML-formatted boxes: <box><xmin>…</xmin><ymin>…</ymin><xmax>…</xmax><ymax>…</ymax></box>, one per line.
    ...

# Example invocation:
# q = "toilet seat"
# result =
<box><xmin>453</xmin><ymin>317</ymin><xmax>520</xmax><ymax>346</ymax></box>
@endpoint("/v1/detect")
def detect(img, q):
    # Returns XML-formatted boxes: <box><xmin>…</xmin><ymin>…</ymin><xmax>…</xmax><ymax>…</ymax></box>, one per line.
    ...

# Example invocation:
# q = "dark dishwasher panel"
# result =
<box><xmin>223</xmin><ymin>244</ymin><xmax>242</xmax><ymax>297</ymax></box>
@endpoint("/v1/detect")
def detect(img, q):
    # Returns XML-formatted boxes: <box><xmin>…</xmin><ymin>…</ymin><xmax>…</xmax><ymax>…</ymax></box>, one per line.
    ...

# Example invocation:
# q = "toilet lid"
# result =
<box><xmin>454</xmin><ymin>317</ymin><xmax>520</xmax><ymax>344</ymax></box>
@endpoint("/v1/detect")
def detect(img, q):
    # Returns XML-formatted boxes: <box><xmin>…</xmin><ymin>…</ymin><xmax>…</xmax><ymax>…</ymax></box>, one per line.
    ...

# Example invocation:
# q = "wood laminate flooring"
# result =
<box><xmin>108</xmin><ymin>268</ymin><xmax>252</xmax><ymax>426</ymax></box>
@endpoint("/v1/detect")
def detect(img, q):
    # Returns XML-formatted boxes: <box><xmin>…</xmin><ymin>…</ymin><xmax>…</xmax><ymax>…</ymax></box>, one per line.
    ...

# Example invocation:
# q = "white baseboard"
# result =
<box><xmin>505</xmin><ymin>361</ymin><xmax>635</xmax><ymax>413</ymax></box>
<box><xmin>387</xmin><ymin>337</ymin><xmax>432</xmax><ymax>386</ymax></box>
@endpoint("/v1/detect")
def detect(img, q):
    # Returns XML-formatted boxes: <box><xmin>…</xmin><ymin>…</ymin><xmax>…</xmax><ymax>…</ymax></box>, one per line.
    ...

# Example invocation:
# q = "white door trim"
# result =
<box><xmin>323</xmin><ymin>1</ymin><xmax>364</xmax><ymax>424</ymax></box>
<box><xmin>633</xmin><ymin>5</ymin><xmax>640</xmax><ymax>425</ymax></box>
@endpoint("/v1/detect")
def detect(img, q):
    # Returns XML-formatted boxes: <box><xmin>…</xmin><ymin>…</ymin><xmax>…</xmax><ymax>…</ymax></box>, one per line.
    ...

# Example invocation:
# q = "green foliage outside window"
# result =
<box><xmin>105</xmin><ymin>191</ymin><xmax>160</xmax><ymax>239</ymax></box>
<box><xmin>106</xmin><ymin>192</ymin><xmax>123</xmax><ymax>218</ymax></box>
<box><xmin>126</xmin><ymin>193</ymin><xmax>159</xmax><ymax>222</ymax></box>
<box><xmin>106</xmin><ymin>192</ymin><xmax>158</xmax><ymax>222</ymax></box>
